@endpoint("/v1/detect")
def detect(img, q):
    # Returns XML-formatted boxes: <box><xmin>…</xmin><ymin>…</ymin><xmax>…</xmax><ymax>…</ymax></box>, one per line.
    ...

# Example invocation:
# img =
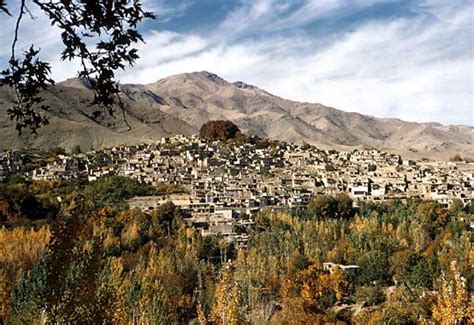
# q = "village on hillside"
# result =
<box><xmin>1</xmin><ymin>134</ymin><xmax>473</xmax><ymax>248</ymax></box>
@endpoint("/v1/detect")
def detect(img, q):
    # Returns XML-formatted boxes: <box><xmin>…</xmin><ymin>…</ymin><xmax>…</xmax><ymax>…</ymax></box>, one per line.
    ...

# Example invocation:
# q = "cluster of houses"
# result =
<box><xmin>1</xmin><ymin>135</ymin><xmax>473</xmax><ymax>244</ymax></box>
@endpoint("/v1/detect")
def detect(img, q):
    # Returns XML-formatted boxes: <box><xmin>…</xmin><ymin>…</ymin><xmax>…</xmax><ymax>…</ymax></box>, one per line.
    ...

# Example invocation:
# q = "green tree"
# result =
<box><xmin>86</xmin><ymin>176</ymin><xmax>155</xmax><ymax>207</ymax></box>
<box><xmin>307</xmin><ymin>194</ymin><xmax>354</xmax><ymax>219</ymax></box>
<box><xmin>11</xmin><ymin>213</ymin><xmax>117</xmax><ymax>323</ymax></box>
<box><xmin>449</xmin><ymin>198</ymin><xmax>465</xmax><ymax>216</ymax></box>
<box><xmin>71</xmin><ymin>145</ymin><xmax>82</xmax><ymax>155</ymax></box>
<box><xmin>335</xmin><ymin>193</ymin><xmax>355</xmax><ymax>219</ymax></box>
<box><xmin>358</xmin><ymin>250</ymin><xmax>392</xmax><ymax>285</ymax></box>
<box><xmin>353</xmin><ymin>285</ymin><xmax>386</xmax><ymax>306</ymax></box>
<box><xmin>409</xmin><ymin>260</ymin><xmax>433</xmax><ymax>289</ymax></box>
<box><xmin>389</xmin><ymin>249</ymin><xmax>418</xmax><ymax>284</ymax></box>
<box><xmin>153</xmin><ymin>201</ymin><xmax>181</xmax><ymax>235</ymax></box>
<box><xmin>307</xmin><ymin>195</ymin><xmax>337</xmax><ymax>219</ymax></box>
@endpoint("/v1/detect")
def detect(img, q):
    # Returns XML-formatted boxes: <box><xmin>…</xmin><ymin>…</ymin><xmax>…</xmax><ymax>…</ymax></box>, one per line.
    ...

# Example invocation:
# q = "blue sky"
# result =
<box><xmin>0</xmin><ymin>0</ymin><xmax>473</xmax><ymax>125</ymax></box>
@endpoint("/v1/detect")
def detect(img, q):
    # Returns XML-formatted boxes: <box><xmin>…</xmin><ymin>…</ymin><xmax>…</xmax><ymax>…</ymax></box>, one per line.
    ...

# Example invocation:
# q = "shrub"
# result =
<box><xmin>199</xmin><ymin>120</ymin><xmax>241</xmax><ymax>141</ymax></box>
<box><xmin>354</xmin><ymin>285</ymin><xmax>386</xmax><ymax>306</ymax></box>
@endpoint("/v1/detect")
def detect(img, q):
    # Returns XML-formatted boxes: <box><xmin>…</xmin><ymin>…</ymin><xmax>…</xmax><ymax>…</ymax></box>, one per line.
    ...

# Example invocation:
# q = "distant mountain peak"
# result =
<box><xmin>194</xmin><ymin>71</ymin><xmax>225</xmax><ymax>82</ymax></box>
<box><xmin>58</xmin><ymin>77</ymin><xmax>92</xmax><ymax>90</ymax></box>
<box><xmin>150</xmin><ymin>71</ymin><xmax>228</xmax><ymax>88</ymax></box>
<box><xmin>233</xmin><ymin>81</ymin><xmax>256</xmax><ymax>89</ymax></box>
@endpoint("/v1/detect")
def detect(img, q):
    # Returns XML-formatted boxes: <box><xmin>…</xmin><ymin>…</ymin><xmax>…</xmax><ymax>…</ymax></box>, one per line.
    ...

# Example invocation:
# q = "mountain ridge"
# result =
<box><xmin>1</xmin><ymin>70</ymin><xmax>472</xmax><ymax>160</ymax></box>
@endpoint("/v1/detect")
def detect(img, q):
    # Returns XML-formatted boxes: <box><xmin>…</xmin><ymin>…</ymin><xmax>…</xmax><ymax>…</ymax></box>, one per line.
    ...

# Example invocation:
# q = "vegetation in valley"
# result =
<box><xmin>0</xmin><ymin>177</ymin><xmax>472</xmax><ymax>324</ymax></box>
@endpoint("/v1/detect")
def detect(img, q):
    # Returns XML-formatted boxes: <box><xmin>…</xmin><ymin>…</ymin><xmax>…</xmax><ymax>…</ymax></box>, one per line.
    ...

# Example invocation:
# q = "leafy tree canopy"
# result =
<box><xmin>307</xmin><ymin>194</ymin><xmax>355</xmax><ymax>219</ymax></box>
<box><xmin>199</xmin><ymin>120</ymin><xmax>241</xmax><ymax>141</ymax></box>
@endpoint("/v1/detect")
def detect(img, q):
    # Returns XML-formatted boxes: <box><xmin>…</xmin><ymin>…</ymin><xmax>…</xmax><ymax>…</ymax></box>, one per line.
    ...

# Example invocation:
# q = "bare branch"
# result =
<box><xmin>11</xmin><ymin>0</ymin><xmax>26</xmax><ymax>61</ymax></box>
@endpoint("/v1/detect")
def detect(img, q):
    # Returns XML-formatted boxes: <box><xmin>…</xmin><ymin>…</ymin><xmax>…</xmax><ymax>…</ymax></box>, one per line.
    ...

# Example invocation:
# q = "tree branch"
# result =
<box><xmin>11</xmin><ymin>0</ymin><xmax>26</xmax><ymax>61</ymax></box>
<box><xmin>10</xmin><ymin>0</ymin><xmax>27</xmax><ymax>114</ymax></box>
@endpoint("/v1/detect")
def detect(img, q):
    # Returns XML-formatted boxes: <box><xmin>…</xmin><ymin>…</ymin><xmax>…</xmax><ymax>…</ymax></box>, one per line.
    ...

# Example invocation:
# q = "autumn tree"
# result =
<box><xmin>415</xmin><ymin>200</ymin><xmax>449</xmax><ymax>237</ymax></box>
<box><xmin>276</xmin><ymin>262</ymin><xmax>349</xmax><ymax>323</ymax></box>
<box><xmin>1</xmin><ymin>176</ymin><xmax>471</xmax><ymax>324</ymax></box>
<box><xmin>356</xmin><ymin>285</ymin><xmax>431</xmax><ymax>324</ymax></box>
<box><xmin>432</xmin><ymin>261</ymin><xmax>472</xmax><ymax>324</ymax></box>
<box><xmin>0</xmin><ymin>226</ymin><xmax>51</xmax><ymax>323</ymax></box>
<box><xmin>10</xmin><ymin>204</ymin><xmax>119</xmax><ymax>323</ymax></box>
<box><xmin>199</xmin><ymin>120</ymin><xmax>241</xmax><ymax>141</ymax></box>
<box><xmin>212</xmin><ymin>266</ymin><xmax>244</xmax><ymax>325</ymax></box>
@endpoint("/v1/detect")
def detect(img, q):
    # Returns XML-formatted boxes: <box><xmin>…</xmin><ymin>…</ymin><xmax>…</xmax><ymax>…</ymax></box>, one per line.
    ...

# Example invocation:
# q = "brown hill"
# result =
<box><xmin>0</xmin><ymin>84</ymin><xmax>196</xmax><ymax>150</ymax></box>
<box><xmin>0</xmin><ymin>71</ymin><xmax>472</xmax><ymax>159</ymax></box>
<box><xmin>137</xmin><ymin>71</ymin><xmax>473</xmax><ymax>159</ymax></box>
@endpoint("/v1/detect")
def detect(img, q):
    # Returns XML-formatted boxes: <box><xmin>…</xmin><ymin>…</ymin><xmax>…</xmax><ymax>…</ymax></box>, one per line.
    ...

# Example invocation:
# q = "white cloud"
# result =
<box><xmin>141</xmin><ymin>0</ymin><xmax>191</xmax><ymax>22</ymax></box>
<box><xmin>415</xmin><ymin>0</ymin><xmax>474</xmax><ymax>27</ymax></box>
<box><xmin>1</xmin><ymin>0</ymin><xmax>472</xmax><ymax>125</ymax></box>
<box><xmin>215</xmin><ymin>0</ymin><xmax>373</xmax><ymax>36</ymax></box>
<box><xmin>215</xmin><ymin>0</ymin><xmax>281</xmax><ymax>40</ymax></box>
<box><xmin>118</xmin><ymin>2</ymin><xmax>473</xmax><ymax>125</ymax></box>
<box><xmin>271</xmin><ymin>0</ymin><xmax>363</xmax><ymax>30</ymax></box>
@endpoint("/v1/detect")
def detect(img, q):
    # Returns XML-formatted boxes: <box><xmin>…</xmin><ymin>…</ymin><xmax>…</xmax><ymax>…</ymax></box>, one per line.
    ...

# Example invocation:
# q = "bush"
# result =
<box><xmin>86</xmin><ymin>176</ymin><xmax>155</xmax><ymax>207</ymax></box>
<box><xmin>199</xmin><ymin>120</ymin><xmax>241</xmax><ymax>141</ymax></box>
<box><xmin>354</xmin><ymin>285</ymin><xmax>386</xmax><ymax>306</ymax></box>
<box><xmin>358</xmin><ymin>251</ymin><xmax>392</xmax><ymax>285</ymax></box>
<box><xmin>307</xmin><ymin>194</ymin><xmax>354</xmax><ymax>219</ymax></box>
<box><xmin>71</xmin><ymin>145</ymin><xmax>82</xmax><ymax>155</ymax></box>
<box><xmin>307</xmin><ymin>195</ymin><xmax>337</xmax><ymax>219</ymax></box>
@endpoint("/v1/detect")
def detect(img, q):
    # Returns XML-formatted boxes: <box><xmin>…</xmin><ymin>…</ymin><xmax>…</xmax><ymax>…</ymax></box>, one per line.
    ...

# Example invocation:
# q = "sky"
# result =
<box><xmin>0</xmin><ymin>0</ymin><xmax>473</xmax><ymax>126</ymax></box>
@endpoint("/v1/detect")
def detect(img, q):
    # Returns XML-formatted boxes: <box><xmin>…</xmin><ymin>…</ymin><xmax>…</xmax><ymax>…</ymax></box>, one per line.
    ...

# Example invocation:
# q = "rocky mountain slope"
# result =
<box><xmin>1</xmin><ymin>71</ymin><xmax>472</xmax><ymax>159</ymax></box>
<box><xmin>0</xmin><ymin>84</ymin><xmax>196</xmax><ymax>150</ymax></box>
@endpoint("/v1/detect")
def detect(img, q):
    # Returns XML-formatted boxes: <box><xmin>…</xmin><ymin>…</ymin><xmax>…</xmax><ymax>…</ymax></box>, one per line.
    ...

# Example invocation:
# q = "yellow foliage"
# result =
<box><xmin>103</xmin><ymin>229</ymin><xmax>120</xmax><ymax>252</ymax></box>
<box><xmin>121</xmin><ymin>222</ymin><xmax>140</xmax><ymax>247</ymax></box>
<box><xmin>186</xmin><ymin>227</ymin><xmax>194</xmax><ymax>239</ymax></box>
<box><xmin>432</xmin><ymin>261</ymin><xmax>472</xmax><ymax>324</ymax></box>
<box><xmin>29</xmin><ymin>179</ymin><xmax>61</xmax><ymax>194</ymax></box>
<box><xmin>269</xmin><ymin>212</ymin><xmax>295</xmax><ymax>226</ymax></box>
<box><xmin>329</xmin><ymin>267</ymin><xmax>349</xmax><ymax>301</ymax></box>
<box><xmin>0</xmin><ymin>226</ymin><xmax>51</xmax><ymax>269</ymax></box>
<box><xmin>197</xmin><ymin>302</ymin><xmax>207</xmax><ymax>325</ymax></box>
<box><xmin>277</xmin><ymin>262</ymin><xmax>349</xmax><ymax>323</ymax></box>
<box><xmin>211</xmin><ymin>267</ymin><xmax>244</xmax><ymax>325</ymax></box>
<box><xmin>102</xmin><ymin>258</ymin><xmax>130</xmax><ymax>323</ymax></box>
<box><xmin>326</xmin><ymin>238</ymin><xmax>349</xmax><ymax>263</ymax></box>
<box><xmin>0</xmin><ymin>226</ymin><xmax>51</xmax><ymax>322</ymax></box>
<box><xmin>351</xmin><ymin>215</ymin><xmax>378</xmax><ymax>235</ymax></box>
<box><xmin>92</xmin><ymin>207</ymin><xmax>116</xmax><ymax>219</ymax></box>
<box><xmin>83</xmin><ymin>240</ymin><xmax>93</xmax><ymax>253</ymax></box>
